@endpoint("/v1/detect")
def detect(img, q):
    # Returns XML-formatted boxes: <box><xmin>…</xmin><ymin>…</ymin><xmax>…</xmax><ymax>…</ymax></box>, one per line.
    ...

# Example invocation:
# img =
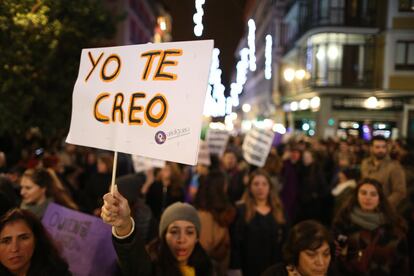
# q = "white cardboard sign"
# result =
<box><xmin>206</xmin><ymin>129</ymin><xmax>229</xmax><ymax>157</ymax></box>
<box><xmin>242</xmin><ymin>128</ymin><xmax>275</xmax><ymax>167</ymax></box>
<box><xmin>66</xmin><ymin>40</ymin><xmax>213</xmax><ymax>165</ymax></box>
<box><xmin>132</xmin><ymin>155</ymin><xmax>166</xmax><ymax>173</ymax></box>
<box><xmin>197</xmin><ymin>140</ymin><xmax>211</xmax><ymax>166</ymax></box>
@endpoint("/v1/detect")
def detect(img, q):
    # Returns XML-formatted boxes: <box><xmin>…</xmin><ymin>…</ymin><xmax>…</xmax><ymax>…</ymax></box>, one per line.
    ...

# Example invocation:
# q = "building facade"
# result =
<box><xmin>280</xmin><ymin>0</ymin><xmax>414</xmax><ymax>139</ymax></box>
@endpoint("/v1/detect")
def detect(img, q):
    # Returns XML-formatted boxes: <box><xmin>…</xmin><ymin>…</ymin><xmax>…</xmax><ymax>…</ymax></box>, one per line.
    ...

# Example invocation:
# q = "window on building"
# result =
<box><xmin>306</xmin><ymin>33</ymin><xmax>374</xmax><ymax>87</ymax></box>
<box><xmin>396</xmin><ymin>41</ymin><xmax>414</xmax><ymax>70</ymax></box>
<box><xmin>399</xmin><ymin>0</ymin><xmax>414</xmax><ymax>12</ymax></box>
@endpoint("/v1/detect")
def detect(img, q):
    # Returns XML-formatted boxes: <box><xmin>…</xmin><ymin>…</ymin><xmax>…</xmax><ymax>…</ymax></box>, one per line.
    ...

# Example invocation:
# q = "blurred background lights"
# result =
<box><xmin>247</xmin><ymin>19</ymin><xmax>256</xmax><ymax>71</ymax></box>
<box><xmin>283</xmin><ymin>68</ymin><xmax>295</xmax><ymax>82</ymax></box>
<box><xmin>295</xmin><ymin>69</ymin><xmax>306</xmax><ymax>80</ymax></box>
<box><xmin>299</xmin><ymin>98</ymin><xmax>310</xmax><ymax>110</ymax></box>
<box><xmin>193</xmin><ymin>0</ymin><xmax>205</xmax><ymax>37</ymax></box>
<box><xmin>242</xmin><ymin>103</ymin><xmax>251</xmax><ymax>113</ymax></box>
<box><xmin>272</xmin><ymin>123</ymin><xmax>286</xmax><ymax>134</ymax></box>
<box><xmin>365</xmin><ymin>96</ymin><xmax>378</xmax><ymax>109</ymax></box>
<box><xmin>265</xmin><ymin>35</ymin><xmax>272</xmax><ymax>79</ymax></box>
<box><xmin>290</xmin><ymin>101</ymin><xmax>298</xmax><ymax>111</ymax></box>
<box><xmin>327</xmin><ymin>45</ymin><xmax>339</xmax><ymax>59</ymax></box>
<box><xmin>310</xmin><ymin>96</ymin><xmax>321</xmax><ymax>109</ymax></box>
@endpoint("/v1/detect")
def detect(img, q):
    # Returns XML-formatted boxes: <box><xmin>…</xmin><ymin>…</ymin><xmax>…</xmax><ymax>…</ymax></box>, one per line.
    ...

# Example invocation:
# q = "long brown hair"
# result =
<box><xmin>193</xmin><ymin>170</ymin><xmax>235</xmax><ymax>226</ymax></box>
<box><xmin>22</xmin><ymin>168</ymin><xmax>78</xmax><ymax>210</ymax></box>
<box><xmin>333</xmin><ymin>178</ymin><xmax>406</xmax><ymax>233</ymax></box>
<box><xmin>161</xmin><ymin>162</ymin><xmax>184</xmax><ymax>197</ymax></box>
<box><xmin>241</xmin><ymin>169</ymin><xmax>285</xmax><ymax>224</ymax></box>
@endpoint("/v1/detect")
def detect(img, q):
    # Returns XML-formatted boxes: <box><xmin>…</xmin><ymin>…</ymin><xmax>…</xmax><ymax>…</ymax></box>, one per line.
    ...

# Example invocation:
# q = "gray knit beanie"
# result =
<box><xmin>159</xmin><ymin>202</ymin><xmax>201</xmax><ymax>237</ymax></box>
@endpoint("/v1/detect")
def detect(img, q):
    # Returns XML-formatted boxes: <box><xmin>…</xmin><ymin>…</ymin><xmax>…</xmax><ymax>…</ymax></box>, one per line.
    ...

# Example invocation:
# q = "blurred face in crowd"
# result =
<box><xmin>250</xmin><ymin>175</ymin><xmax>270</xmax><ymax>202</ymax></box>
<box><xmin>97</xmin><ymin>158</ymin><xmax>109</xmax><ymax>174</ymax></box>
<box><xmin>338</xmin><ymin>171</ymin><xmax>347</xmax><ymax>183</ymax></box>
<box><xmin>165</xmin><ymin>220</ymin><xmax>197</xmax><ymax>265</ymax></box>
<box><xmin>297</xmin><ymin>241</ymin><xmax>331</xmax><ymax>276</ymax></box>
<box><xmin>160</xmin><ymin>165</ymin><xmax>172</xmax><ymax>183</ymax></box>
<box><xmin>20</xmin><ymin>176</ymin><xmax>46</xmax><ymax>205</ymax></box>
<box><xmin>290</xmin><ymin>149</ymin><xmax>301</xmax><ymax>163</ymax></box>
<box><xmin>0</xmin><ymin>220</ymin><xmax>35</xmax><ymax>275</ymax></box>
<box><xmin>302</xmin><ymin>150</ymin><xmax>314</xmax><ymax>166</ymax></box>
<box><xmin>371</xmin><ymin>140</ymin><xmax>387</xmax><ymax>160</ymax></box>
<box><xmin>195</xmin><ymin>164</ymin><xmax>208</xmax><ymax>176</ymax></box>
<box><xmin>222</xmin><ymin>152</ymin><xmax>237</xmax><ymax>171</ymax></box>
<box><xmin>358</xmin><ymin>183</ymin><xmax>380</xmax><ymax>212</ymax></box>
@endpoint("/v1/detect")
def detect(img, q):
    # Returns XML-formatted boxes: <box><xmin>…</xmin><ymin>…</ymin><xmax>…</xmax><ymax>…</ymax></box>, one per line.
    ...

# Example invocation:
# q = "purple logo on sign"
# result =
<box><xmin>155</xmin><ymin>131</ymin><xmax>166</xmax><ymax>144</ymax></box>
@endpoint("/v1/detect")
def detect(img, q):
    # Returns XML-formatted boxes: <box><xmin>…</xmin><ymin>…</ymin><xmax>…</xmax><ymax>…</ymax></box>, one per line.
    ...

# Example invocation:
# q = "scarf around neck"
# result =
<box><xmin>350</xmin><ymin>206</ymin><xmax>384</xmax><ymax>231</ymax></box>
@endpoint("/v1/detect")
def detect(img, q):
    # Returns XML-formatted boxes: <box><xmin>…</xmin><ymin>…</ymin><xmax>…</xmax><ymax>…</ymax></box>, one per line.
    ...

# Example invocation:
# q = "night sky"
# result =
<box><xmin>160</xmin><ymin>0</ymin><xmax>247</xmax><ymax>92</ymax></box>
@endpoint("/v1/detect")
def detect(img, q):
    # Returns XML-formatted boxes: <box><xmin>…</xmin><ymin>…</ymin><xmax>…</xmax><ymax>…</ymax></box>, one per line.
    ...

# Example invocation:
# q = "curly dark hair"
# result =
<box><xmin>0</xmin><ymin>208</ymin><xmax>71</xmax><ymax>275</ymax></box>
<box><xmin>283</xmin><ymin>220</ymin><xmax>334</xmax><ymax>267</ymax></box>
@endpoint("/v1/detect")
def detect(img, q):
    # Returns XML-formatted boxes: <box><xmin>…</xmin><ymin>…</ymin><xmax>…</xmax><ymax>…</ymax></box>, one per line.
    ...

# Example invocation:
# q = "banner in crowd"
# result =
<box><xmin>206</xmin><ymin>129</ymin><xmax>229</xmax><ymax>157</ymax></box>
<box><xmin>66</xmin><ymin>40</ymin><xmax>214</xmax><ymax>165</ymax></box>
<box><xmin>42</xmin><ymin>203</ymin><xmax>117</xmax><ymax>276</ymax></box>
<box><xmin>132</xmin><ymin>155</ymin><xmax>166</xmax><ymax>173</ymax></box>
<box><xmin>242</xmin><ymin>127</ymin><xmax>275</xmax><ymax>167</ymax></box>
<box><xmin>197</xmin><ymin>140</ymin><xmax>211</xmax><ymax>166</ymax></box>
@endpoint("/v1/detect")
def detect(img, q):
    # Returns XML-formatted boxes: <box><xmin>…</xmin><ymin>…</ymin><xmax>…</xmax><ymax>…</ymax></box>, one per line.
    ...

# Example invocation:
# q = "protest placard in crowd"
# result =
<box><xmin>197</xmin><ymin>140</ymin><xmax>211</xmax><ymax>166</ymax></box>
<box><xmin>206</xmin><ymin>128</ymin><xmax>229</xmax><ymax>157</ymax></box>
<box><xmin>242</xmin><ymin>127</ymin><xmax>275</xmax><ymax>167</ymax></box>
<box><xmin>66</xmin><ymin>40</ymin><xmax>213</xmax><ymax>165</ymax></box>
<box><xmin>42</xmin><ymin>203</ymin><xmax>117</xmax><ymax>276</ymax></box>
<box><xmin>132</xmin><ymin>155</ymin><xmax>166</xmax><ymax>173</ymax></box>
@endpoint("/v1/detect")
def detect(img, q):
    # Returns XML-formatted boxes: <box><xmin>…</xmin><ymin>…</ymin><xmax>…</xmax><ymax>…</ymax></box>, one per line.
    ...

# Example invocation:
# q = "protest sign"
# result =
<box><xmin>132</xmin><ymin>155</ymin><xmax>166</xmax><ymax>173</ymax></box>
<box><xmin>197</xmin><ymin>140</ymin><xmax>211</xmax><ymax>166</ymax></box>
<box><xmin>206</xmin><ymin>129</ymin><xmax>229</xmax><ymax>157</ymax></box>
<box><xmin>66</xmin><ymin>40</ymin><xmax>213</xmax><ymax>165</ymax></box>
<box><xmin>42</xmin><ymin>203</ymin><xmax>117</xmax><ymax>276</ymax></box>
<box><xmin>242</xmin><ymin>127</ymin><xmax>275</xmax><ymax>167</ymax></box>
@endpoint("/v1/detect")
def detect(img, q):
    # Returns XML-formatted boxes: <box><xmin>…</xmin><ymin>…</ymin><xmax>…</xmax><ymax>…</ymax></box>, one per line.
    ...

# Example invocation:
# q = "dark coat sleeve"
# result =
<box><xmin>112</xmin><ymin>228</ymin><xmax>153</xmax><ymax>276</ymax></box>
<box><xmin>229</xmin><ymin>205</ymin><xmax>245</xmax><ymax>269</ymax></box>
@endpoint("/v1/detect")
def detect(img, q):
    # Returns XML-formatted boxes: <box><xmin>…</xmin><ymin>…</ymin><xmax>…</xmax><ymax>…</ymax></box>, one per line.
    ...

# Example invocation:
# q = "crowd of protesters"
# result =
<box><xmin>0</xmin><ymin>127</ymin><xmax>413</xmax><ymax>275</ymax></box>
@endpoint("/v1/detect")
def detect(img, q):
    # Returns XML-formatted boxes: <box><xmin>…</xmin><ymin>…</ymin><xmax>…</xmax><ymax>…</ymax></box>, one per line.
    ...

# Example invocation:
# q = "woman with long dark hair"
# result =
<box><xmin>230</xmin><ymin>169</ymin><xmax>287</xmax><ymax>276</ymax></box>
<box><xmin>101</xmin><ymin>188</ymin><xmax>213</xmax><ymax>276</ymax></box>
<box><xmin>0</xmin><ymin>208</ymin><xmax>71</xmax><ymax>275</ymax></box>
<box><xmin>144</xmin><ymin>162</ymin><xmax>185</xmax><ymax>221</ymax></box>
<box><xmin>333</xmin><ymin>178</ymin><xmax>409</xmax><ymax>275</ymax></box>
<box><xmin>193</xmin><ymin>170</ymin><xmax>236</xmax><ymax>275</ymax></box>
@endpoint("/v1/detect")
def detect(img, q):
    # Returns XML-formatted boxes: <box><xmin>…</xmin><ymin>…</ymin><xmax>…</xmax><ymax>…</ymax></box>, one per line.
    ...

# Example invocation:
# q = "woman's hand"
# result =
<box><xmin>101</xmin><ymin>186</ymin><xmax>132</xmax><ymax>236</ymax></box>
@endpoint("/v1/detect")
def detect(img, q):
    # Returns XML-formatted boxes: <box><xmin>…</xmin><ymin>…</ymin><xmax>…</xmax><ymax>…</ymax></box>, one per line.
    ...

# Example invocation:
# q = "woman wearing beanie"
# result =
<box><xmin>332</xmin><ymin>178</ymin><xmax>409</xmax><ymax>275</ymax></box>
<box><xmin>101</xmin><ymin>187</ymin><xmax>213</xmax><ymax>276</ymax></box>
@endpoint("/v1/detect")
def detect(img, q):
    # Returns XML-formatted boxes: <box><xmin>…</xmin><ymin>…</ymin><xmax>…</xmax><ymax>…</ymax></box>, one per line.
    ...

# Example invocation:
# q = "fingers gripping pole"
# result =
<box><xmin>111</xmin><ymin>151</ymin><xmax>118</xmax><ymax>195</ymax></box>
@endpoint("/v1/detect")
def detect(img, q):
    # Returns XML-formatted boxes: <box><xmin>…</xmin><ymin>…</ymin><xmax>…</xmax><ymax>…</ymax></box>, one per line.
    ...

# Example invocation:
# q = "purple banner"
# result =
<box><xmin>42</xmin><ymin>203</ymin><xmax>118</xmax><ymax>276</ymax></box>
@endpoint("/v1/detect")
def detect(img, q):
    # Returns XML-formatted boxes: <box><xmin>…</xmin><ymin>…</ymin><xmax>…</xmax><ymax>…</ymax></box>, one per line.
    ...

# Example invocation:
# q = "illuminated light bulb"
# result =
<box><xmin>284</xmin><ymin>68</ymin><xmax>295</xmax><ymax>82</ymax></box>
<box><xmin>327</xmin><ymin>46</ymin><xmax>339</xmax><ymax>60</ymax></box>
<box><xmin>310</xmin><ymin>97</ymin><xmax>320</xmax><ymax>109</ymax></box>
<box><xmin>242</xmin><ymin>103</ymin><xmax>251</xmax><ymax>113</ymax></box>
<box><xmin>365</xmin><ymin>96</ymin><xmax>378</xmax><ymax>109</ymax></box>
<box><xmin>299</xmin><ymin>99</ymin><xmax>310</xmax><ymax>110</ymax></box>
<box><xmin>295</xmin><ymin>69</ymin><xmax>306</xmax><ymax>80</ymax></box>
